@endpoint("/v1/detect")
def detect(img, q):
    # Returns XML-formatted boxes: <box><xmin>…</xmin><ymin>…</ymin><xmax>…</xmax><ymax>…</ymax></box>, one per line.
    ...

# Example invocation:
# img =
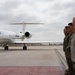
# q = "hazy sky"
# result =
<box><xmin>0</xmin><ymin>0</ymin><xmax>75</xmax><ymax>42</ymax></box>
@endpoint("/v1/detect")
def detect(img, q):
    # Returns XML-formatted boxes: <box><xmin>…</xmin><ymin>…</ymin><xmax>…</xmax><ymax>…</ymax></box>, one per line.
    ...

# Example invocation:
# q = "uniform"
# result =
<box><xmin>70</xmin><ymin>32</ymin><xmax>75</xmax><ymax>62</ymax></box>
<box><xmin>63</xmin><ymin>33</ymin><xmax>74</xmax><ymax>75</ymax></box>
<box><xmin>63</xmin><ymin>33</ymin><xmax>71</xmax><ymax>58</ymax></box>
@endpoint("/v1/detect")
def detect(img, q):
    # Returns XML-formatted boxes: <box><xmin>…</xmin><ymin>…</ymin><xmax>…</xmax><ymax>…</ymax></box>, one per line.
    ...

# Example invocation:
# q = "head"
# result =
<box><xmin>73</xmin><ymin>17</ymin><xmax>75</xmax><ymax>26</ymax></box>
<box><xmin>68</xmin><ymin>22</ymin><xmax>74</xmax><ymax>33</ymax></box>
<box><xmin>63</xmin><ymin>26</ymin><xmax>69</xmax><ymax>36</ymax></box>
<box><xmin>73</xmin><ymin>17</ymin><xmax>75</xmax><ymax>29</ymax></box>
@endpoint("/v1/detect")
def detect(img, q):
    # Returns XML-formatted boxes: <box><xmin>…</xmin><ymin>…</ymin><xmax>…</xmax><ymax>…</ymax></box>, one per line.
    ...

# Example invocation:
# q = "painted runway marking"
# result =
<box><xmin>0</xmin><ymin>66</ymin><xmax>64</xmax><ymax>75</ymax></box>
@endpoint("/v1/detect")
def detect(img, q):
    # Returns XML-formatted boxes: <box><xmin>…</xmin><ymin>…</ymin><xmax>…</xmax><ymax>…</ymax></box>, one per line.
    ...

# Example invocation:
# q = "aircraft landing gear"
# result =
<box><xmin>4</xmin><ymin>46</ymin><xmax>9</xmax><ymax>50</ymax></box>
<box><xmin>3</xmin><ymin>44</ymin><xmax>9</xmax><ymax>50</ymax></box>
<box><xmin>23</xmin><ymin>44</ymin><xmax>27</xmax><ymax>50</ymax></box>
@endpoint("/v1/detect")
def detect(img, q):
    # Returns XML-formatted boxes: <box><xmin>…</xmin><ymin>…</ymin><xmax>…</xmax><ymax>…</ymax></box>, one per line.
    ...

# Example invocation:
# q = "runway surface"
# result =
<box><xmin>0</xmin><ymin>46</ymin><xmax>66</xmax><ymax>75</ymax></box>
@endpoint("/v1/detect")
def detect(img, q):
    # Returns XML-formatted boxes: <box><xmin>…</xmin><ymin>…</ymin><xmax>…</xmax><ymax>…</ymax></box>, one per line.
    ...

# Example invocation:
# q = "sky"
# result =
<box><xmin>0</xmin><ymin>0</ymin><xmax>75</xmax><ymax>42</ymax></box>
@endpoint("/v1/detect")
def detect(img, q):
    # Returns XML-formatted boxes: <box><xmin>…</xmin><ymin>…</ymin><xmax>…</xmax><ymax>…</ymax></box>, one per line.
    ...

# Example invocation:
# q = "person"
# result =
<box><xmin>70</xmin><ymin>20</ymin><xmax>75</xmax><ymax>68</ymax></box>
<box><xmin>63</xmin><ymin>24</ymin><xmax>74</xmax><ymax>75</ymax></box>
<box><xmin>63</xmin><ymin>26</ymin><xmax>70</xmax><ymax>52</ymax></box>
<box><xmin>66</xmin><ymin>23</ymin><xmax>75</xmax><ymax>75</ymax></box>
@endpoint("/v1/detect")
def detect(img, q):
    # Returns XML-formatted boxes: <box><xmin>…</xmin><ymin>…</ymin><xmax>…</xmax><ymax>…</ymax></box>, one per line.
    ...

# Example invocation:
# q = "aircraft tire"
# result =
<box><xmin>5</xmin><ymin>46</ymin><xmax>8</xmax><ymax>50</ymax></box>
<box><xmin>23</xmin><ymin>46</ymin><xmax>27</xmax><ymax>50</ymax></box>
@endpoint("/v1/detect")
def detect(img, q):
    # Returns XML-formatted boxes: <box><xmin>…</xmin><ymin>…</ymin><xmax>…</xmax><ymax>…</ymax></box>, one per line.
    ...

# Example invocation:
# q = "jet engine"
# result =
<box><xmin>24</xmin><ymin>32</ymin><xmax>32</xmax><ymax>38</ymax></box>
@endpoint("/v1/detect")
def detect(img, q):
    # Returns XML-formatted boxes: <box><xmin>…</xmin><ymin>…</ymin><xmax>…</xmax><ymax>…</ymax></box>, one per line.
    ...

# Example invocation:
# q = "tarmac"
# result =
<box><xmin>0</xmin><ymin>46</ymin><xmax>66</xmax><ymax>75</ymax></box>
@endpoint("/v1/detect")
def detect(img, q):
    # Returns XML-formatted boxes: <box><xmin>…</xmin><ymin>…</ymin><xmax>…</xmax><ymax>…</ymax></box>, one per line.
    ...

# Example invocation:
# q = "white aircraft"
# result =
<box><xmin>0</xmin><ymin>22</ymin><xmax>44</xmax><ymax>50</ymax></box>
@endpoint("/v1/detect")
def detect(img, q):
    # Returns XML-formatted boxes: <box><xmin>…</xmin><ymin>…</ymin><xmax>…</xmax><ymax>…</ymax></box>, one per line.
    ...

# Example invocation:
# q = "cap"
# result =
<box><xmin>68</xmin><ymin>22</ymin><xmax>73</xmax><ymax>26</ymax></box>
<box><xmin>65</xmin><ymin>26</ymin><xmax>69</xmax><ymax>29</ymax></box>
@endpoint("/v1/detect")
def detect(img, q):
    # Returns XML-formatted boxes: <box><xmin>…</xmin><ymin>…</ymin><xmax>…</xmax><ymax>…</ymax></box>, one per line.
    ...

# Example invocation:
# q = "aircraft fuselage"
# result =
<box><xmin>0</xmin><ymin>30</ymin><xmax>24</xmax><ymax>44</ymax></box>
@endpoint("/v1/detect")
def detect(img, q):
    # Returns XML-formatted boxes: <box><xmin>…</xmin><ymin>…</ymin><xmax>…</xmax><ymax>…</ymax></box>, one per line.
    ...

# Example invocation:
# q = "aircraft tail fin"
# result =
<box><xmin>10</xmin><ymin>22</ymin><xmax>44</xmax><ymax>33</ymax></box>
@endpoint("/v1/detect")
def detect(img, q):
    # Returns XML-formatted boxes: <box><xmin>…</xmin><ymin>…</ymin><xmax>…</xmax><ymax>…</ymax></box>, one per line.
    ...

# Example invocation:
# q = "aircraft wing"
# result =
<box><xmin>14</xmin><ymin>41</ymin><xmax>62</xmax><ymax>45</ymax></box>
<box><xmin>14</xmin><ymin>41</ymin><xmax>50</xmax><ymax>44</ymax></box>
